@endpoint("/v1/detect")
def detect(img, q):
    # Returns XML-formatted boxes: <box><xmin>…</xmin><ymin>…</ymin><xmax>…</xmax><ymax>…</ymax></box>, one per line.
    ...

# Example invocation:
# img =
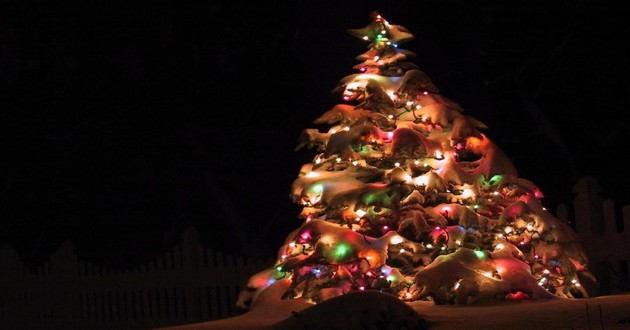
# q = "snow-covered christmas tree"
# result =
<box><xmin>238</xmin><ymin>11</ymin><xmax>597</xmax><ymax>308</ymax></box>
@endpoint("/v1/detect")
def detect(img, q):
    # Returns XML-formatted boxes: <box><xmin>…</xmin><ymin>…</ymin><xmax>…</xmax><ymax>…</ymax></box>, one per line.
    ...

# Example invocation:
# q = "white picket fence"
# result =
<box><xmin>0</xmin><ymin>227</ymin><xmax>274</xmax><ymax>329</ymax></box>
<box><xmin>556</xmin><ymin>176</ymin><xmax>630</xmax><ymax>294</ymax></box>
<box><xmin>1</xmin><ymin>176</ymin><xmax>628</xmax><ymax>329</ymax></box>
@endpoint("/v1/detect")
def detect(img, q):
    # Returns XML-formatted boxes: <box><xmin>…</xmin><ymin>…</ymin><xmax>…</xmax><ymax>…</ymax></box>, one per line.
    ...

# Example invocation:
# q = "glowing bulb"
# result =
<box><xmin>504</xmin><ymin>226</ymin><xmax>513</xmax><ymax>234</ymax></box>
<box><xmin>482</xmin><ymin>271</ymin><xmax>493</xmax><ymax>278</ymax></box>
<box><xmin>415</xmin><ymin>105</ymin><xmax>421</xmax><ymax>109</ymax></box>
<box><xmin>311</xmin><ymin>184</ymin><xmax>323</xmax><ymax>193</ymax></box>
<box><xmin>336</xmin><ymin>157</ymin><xmax>342</xmax><ymax>162</ymax></box>
<box><xmin>394</xmin><ymin>162</ymin><xmax>400</xmax><ymax>167</ymax></box>
<box><xmin>406</xmin><ymin>101</ymin><xmax>414</xmax><ymax>106</ymax></box>
<box><xmin>388</xmin><ymin>114</ymin><xmax>394</xmax><ymax>119</ymax></box>
<box><xmin>426</xmin><ymin>244</ymin><xmax>433</xmax><ymax>249</ymax></box>
<box><xmin>454</xmin><ymin>281</ymin><xmax>461</xmax><ymax>290</ymax></box>
<box><xmin>315</xmin><ymin>158</ymin><xmax>322</xmax><ymax>164</ymax></box>
<box><xmin>493</xmin><ymin>191</ymin><xmax>499</xmax><ymax>195</ymax></box>
<box><xmin>330</xmin><ymin>128</ymin><xmax>338</xmax><ymax>134</ymax></box>
<box><xmin>355</xmin><ymin>209</ymin><xmax>366</xmax><ymax>218</ymax></box>
<box><xmin>288</xmin><ymin>242</ymin><xmax>296</xmax><ymax>247</ymax></box>
<box><xmin>399</xmin><ymin>248</ymin><xmax>405</xmax><ymax>253</ymax></box>
<box><xmin>390</xmin><ymin>236</ymin><xmax>404</xmax><ymax>244</ymax></box>
<box><xmin>413</xmin><ymin>160</ymin><xmax>420</xmax><ymax>165</ymax></box>
<box><xmin>455</xmin><ymin>240</ymin><xmax>462</xmax><ymax>245</ymax></box>
<box><xmin>343</xmin><ymin>126</ymin><xmax>350</xmax><ymax>131</ymax></box>
<box><xmin>359</xmin><ymin>286</ymin><xmax>365</xmax><ymax>290</ymax></box>
<box><xmin>381</xmin><ymin>30</ymin><xmax>386</xmax><ymax>34</ymax></box>
<box><xmin>305</xmin><ymin>171</ymin><xmax>318</xmax><ymax>178</ymax></box>
<box><xmin>461</xmin><ymin>188</ymin><xmax>475</xmax><ymax>199</ymax></box>
<box><xmin>362</xmin><ymin>36</ymin><xmax>369</xmax><ymax>40</ymax></box>
<box><xmin>527</xmin><ymin>223</ymin><xmax>534</xmax><ymax>231</ymax></box>
<box><xmin>495</xmin><ymin>243</ymin><xmax>505</xmax><ymax>250</ymax></box>
<box><xmin>543</xmin><ymin>269</ymin><xmax>550</xmax><ymax>274</ymax></box>
<box><xmin>352</xmin><ymin>160</ymin><xmax>359</xmax><ymax>166</ymax></box>
<box><xmin>386</xmin><ymin>90</ymin><xmax>395</xmax><ymax>98</ymax></box>
<box><xmin>334</xmin><ymin>243</ymin><xmax>351</xmax><ymax>259</ymax></box>
<box><xmin>373</xmin><ymin>56</ymin><xmax>380</xmax><ymax>61</ymax></box>
<box><xmin>474</xmin><ymin>250</ymin><xmax>485</xmax><ymax>259</ymax></box>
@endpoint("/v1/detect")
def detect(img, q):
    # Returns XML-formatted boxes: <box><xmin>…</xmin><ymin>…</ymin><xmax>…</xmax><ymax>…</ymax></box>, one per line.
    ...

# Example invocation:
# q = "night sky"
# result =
<box><xmin>1</xmin><ymin>1</ymin><xmax>629</xmax><ymax>270</ymax></box>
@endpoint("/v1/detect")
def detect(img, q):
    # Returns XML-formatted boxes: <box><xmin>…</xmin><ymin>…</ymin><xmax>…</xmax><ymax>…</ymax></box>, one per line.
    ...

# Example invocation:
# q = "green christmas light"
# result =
<box><xmin>363</xmin><ymin>191</ymin><xmax>392</xmax><ymax>207</ymax></box>
<box><xmin>333</xmin><ymin>243</ymin><xmax>352</xmax><ymax>260</ymax></box>
<box><xmin>312</xmin><ymin>183</ymin><xmax>324</xmax><ymax>192</ymax></box>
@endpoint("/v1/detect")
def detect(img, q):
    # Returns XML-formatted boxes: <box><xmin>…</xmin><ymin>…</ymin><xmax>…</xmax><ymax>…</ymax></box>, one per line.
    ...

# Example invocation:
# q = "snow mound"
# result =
<box><xmin>272</xmin><ymin>290</ymin><xmax>428</xmax><ymax>330</ymax></box>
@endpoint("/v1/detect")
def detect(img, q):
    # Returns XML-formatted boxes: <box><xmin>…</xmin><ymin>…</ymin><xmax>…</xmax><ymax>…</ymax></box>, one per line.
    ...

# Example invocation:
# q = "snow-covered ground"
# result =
<box><xmin>161</xmin><ymin>279</ymin><xmax>630</xmax><ymax>329</ymax></box>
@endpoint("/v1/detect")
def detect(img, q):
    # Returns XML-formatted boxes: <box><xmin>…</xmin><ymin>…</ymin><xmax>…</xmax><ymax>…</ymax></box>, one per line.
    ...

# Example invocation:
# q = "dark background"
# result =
<box><xmin>1</xmin><ymin>0</ymin><xmax>629</xmax><ymax>270</ymax></box>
